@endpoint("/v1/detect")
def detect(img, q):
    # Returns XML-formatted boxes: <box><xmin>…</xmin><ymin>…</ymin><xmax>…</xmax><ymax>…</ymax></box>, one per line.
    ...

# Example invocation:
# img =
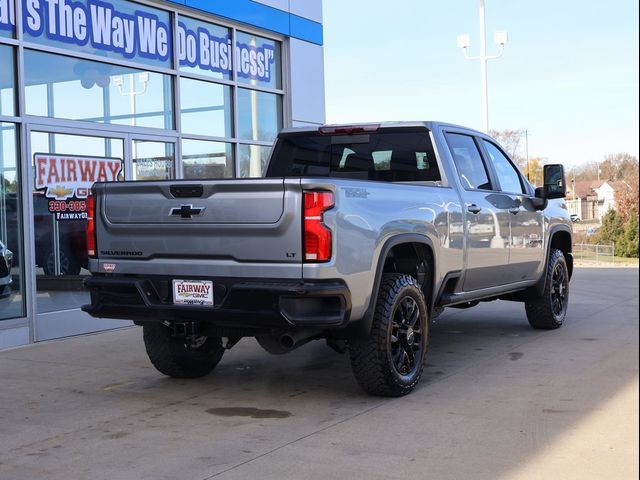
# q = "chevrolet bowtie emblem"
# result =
<box><xmin>170</xmin><ymin>205</ymin><xmax>205</xmax><ymax>219</ymax></box>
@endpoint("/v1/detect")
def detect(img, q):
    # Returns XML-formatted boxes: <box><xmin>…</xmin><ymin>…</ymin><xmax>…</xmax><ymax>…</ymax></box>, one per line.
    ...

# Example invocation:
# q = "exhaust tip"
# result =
<box><xmin>280</xmin><ymin>335</ymin><xmax>295</xmax><ymax>349</ymax></box>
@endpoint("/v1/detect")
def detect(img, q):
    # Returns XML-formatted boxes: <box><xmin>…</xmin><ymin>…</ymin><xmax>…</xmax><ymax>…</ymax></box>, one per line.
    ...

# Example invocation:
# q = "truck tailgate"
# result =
<box><xmin>94</xmin><ymin>179</ymin><xmax>303</xmax><ymax>269</ymax></box>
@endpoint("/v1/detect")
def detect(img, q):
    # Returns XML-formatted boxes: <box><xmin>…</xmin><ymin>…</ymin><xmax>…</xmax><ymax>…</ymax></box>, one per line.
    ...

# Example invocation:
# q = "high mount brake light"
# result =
<box><xmin>318</xmin><ymin>124</ymin><xmax>380</xmax><ymax>135</ymax></box>
<box><xmin>303</xmin><ymin>191</ymin><xmax>334</xmax><ymax>262</ymax></box>
<box><xmin>86</xmin><ymin>194</ymin><xmax>97</xmax><ymax>258</ymax></box>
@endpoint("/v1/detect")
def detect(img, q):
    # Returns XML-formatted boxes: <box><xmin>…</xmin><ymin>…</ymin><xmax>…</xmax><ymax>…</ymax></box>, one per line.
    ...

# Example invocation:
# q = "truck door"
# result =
<box><xmin>479</xmin><ymin>139</ymin><xmax>544</xmax><ymax>283</ymax></box>
<box><xmin>444</xmin><ymin>133</ymin><xmax>511</xmax><ymax>291</ymax></box>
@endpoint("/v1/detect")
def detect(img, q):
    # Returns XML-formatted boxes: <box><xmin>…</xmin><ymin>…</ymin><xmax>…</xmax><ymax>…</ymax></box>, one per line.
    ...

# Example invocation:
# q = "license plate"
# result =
<box><xmin>172</xmin><ymin>280</ymin><xmax>214</xmax><ymax>306</ymax></box>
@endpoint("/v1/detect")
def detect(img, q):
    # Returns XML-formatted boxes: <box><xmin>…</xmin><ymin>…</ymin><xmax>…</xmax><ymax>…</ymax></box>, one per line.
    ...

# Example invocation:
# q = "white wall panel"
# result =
<box><xmin>289</xmin><ymin>38</ymin><xmax>326</xmax><ymax>125</ymax></box>
<box><xmin>290</xmin><ymin>0</ymin><xmax>323</xmax><ymax>23</ymax></box>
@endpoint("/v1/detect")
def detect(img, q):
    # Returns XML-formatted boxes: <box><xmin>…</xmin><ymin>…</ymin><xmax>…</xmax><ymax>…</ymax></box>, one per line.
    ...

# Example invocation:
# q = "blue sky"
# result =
<box><xmin>322</xmin><ymin>0</ymin><xmax>639</xmax><ymax>167</ymax></box>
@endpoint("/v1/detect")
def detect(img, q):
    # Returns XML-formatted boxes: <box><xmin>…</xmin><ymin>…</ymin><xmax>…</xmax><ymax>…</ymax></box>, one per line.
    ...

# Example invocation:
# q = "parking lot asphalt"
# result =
<box><xmin>0</xmin><ymin>267</ymin><xmax>638</xmax><ymax>480</ymax></box>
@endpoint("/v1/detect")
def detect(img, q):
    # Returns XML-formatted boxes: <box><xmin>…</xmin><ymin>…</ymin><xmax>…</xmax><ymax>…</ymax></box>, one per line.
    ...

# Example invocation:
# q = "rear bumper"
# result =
<box><xmin>82</xmin><ymin>275</ymin><xmax>351</xmax><ymax>329</ymax></box>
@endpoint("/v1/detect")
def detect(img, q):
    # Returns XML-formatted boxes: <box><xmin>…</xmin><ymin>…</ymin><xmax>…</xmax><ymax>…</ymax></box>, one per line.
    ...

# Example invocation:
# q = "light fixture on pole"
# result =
<box><xmin>113</xmin><ymin>72</ymin><xmax>150</xmax><ymax>128</ymax></box>
<box><xmin>457</xmin><ymin>0</ymin><xmax>508</xmax><ymax>132</ymax></box>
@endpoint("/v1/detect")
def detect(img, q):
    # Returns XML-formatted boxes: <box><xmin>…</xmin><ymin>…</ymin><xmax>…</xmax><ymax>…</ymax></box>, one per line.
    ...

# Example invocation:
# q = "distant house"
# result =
<box><xmin>593</xmin><ymin>181</ymin><xmax>632</xmax><ymax>219</ymax></box>
<box><xmin>566</xmin><ymin>179</ymin><xmax>631</xmax><ymax>221</ymax></box>
<box><xmin>566</xmin><ymin>180</ymin><xmax>601</xmax><ymax>221</ymax></box>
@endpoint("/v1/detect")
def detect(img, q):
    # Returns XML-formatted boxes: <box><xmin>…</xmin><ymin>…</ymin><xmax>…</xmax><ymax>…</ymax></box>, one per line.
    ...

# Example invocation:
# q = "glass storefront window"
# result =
<box><xmin>180</xmin><ymin>77</ymin><xmax>233</xmax><ymax>138</ymax></box>
<box><xmin>0</xmin><ymin>45</ymin><xmax>15</xmax><ymax>117</ymax></box>
<box><xmin>23</xmin><ymin>0</ymin><xmax>172</xmax><ymax>68</ymax></box>
<box><xmin>178</xmin><ymin>16</ymin><xmax>232</xmax><ymax>80</ymax></box>
<box><xmin>30</xmin><ymin>131</ymin><xmax>124</xmax><ymax>314</ymax></box>
<box><xmin>24</xmin><ymin>50</ymin><xmax>173</xmax><ymax>129</ymax></box>
<box><xmin>0</xmin><ymin>0</ymin><xmax>15</xmax><ymax>38</ymax></box>
<box><xmin>238</xmin><ymin>144</ymin><xmax>271</xmax><ymax>178</ymax></box>
<box><xmin>0</xmin><ymin>122</ymin><xmax>23</xmax><ymax>320</ymax></box>
<box><xmin>237</xmin><ymin>88</ymin><xmax>282</xmax><ymax>142</ymax></box>
<box><xmin>182</xmin><ymin>139</ymin><xmax>233</xmax><ymax>179</ymax></box>
<box><xmin>132</xmin><ymin>140</ymin><xmax>174</xmax><ymax>180</ymax></box>
<box><xmin>235</xmin><ymin>31</ymin><xmax>281</xmax><ymax>90</ymax></box>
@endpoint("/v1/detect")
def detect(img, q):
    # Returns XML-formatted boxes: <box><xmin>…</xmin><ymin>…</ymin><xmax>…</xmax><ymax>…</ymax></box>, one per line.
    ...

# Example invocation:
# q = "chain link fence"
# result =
<box><xmin>573</xmin><ymin>243</ymin><xmax>615</xmax><ymax>265</ymax></box>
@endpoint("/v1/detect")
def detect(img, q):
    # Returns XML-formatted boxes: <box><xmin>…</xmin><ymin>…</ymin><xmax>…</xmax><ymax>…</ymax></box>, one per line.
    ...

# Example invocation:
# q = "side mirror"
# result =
<box><xmin>541</xmin><ymin>164</ymin><xmax>566</xmax><ymax>199</ymax></box>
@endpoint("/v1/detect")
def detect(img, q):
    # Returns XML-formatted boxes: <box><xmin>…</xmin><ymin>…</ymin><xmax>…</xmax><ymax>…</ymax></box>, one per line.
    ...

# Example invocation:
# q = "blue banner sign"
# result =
<box><xmin>0</xmin><ymin>0</ymin><xmax>15</xmax><ymax>33</ymax></box>
<box><xmin>23</xmin><ymin>0</ymin><xmax>172</xmax><ymax>61</ymax></box>
<box><xmin>2</xmin><ymin>0</ymin><xmax>278</xmax><ymax>83</ymax></box>
<box><xmin>177</xmin><ymin>21</ymin><xmax>276</xmax><ymax>82</ymax></box>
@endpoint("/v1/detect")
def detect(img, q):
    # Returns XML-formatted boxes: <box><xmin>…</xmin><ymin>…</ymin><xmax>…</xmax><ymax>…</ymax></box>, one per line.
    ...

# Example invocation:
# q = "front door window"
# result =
<box><xmin>132</xmin><ymin>140</ymin><xmax>175</xmax><ymax>180</ymax></box>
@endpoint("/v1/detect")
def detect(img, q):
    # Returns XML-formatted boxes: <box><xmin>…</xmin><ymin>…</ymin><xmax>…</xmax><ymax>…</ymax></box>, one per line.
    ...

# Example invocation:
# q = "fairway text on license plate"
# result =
<box><xmin>172</xmin><ymin>280</ymin><xmax>214</xmax><ymax>306</ymax></box>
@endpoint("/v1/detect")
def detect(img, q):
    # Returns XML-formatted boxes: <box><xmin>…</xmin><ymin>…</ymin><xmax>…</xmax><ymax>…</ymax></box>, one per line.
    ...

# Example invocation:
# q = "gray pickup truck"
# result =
<box><xmin>83</xmin><ymin>122</ymin><xmax>573</xmax><ymax>396</ymax></box>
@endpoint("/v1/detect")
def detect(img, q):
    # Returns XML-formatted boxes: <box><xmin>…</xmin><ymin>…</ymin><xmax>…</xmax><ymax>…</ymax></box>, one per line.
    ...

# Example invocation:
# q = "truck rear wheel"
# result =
<box><xmin>142</xmin><ymin>323</ymin><xmax>225</xmax><ymax>378</ymax></box>
<box><xmin>349</xmin><ymin>273</ymin><xmax>429</xmax><ymax>397</ymax></box>
<box><xmin>525</xmin><ymin>248</ymin><xmax>569</xmax><ymax>329</ymax></box>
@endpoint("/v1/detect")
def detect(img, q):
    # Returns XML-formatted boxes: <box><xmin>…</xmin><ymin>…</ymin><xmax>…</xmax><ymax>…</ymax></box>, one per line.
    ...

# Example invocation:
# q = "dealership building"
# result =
<box><xmin>0</xmin><ymin>0</ymin><xmax>325</xmax><ymax>348</ymax></box>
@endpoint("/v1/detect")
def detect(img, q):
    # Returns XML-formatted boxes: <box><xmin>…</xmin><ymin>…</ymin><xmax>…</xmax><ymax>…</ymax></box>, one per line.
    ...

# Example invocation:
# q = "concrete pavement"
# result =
<box><xmin>0</xmin><ymin>268</ymin><xmax>638</xmax><ymax>480</ymax></box>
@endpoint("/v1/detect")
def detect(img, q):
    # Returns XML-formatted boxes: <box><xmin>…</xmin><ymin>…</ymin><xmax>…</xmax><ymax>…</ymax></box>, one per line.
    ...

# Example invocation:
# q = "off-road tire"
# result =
<box><xmin>525</xmin><ymin>248</ymin><xmax>569</xmax><ymax>329</ymax></box>
<box><xmin>43</xmin><ymin>245</ymin><xmax>81</xmax><ymax>276</ymax></box>
<box><xmin>143</xmin><ymin>323</ymin><xmax>225</xmax><ymax>378</ymax></box>
<box><xmin>349</xmin><ymin>273</ymin><xmax>429</xmax><ymax>397</ymax></box>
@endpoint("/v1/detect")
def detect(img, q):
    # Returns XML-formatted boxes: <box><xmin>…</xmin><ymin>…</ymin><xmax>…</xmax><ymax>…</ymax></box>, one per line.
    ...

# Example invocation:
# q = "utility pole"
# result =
<box><xmin>457</xmin><ymin>0</ymin><xmax>508</xmax><ymax>132</ymax></box>
<box><xmin>524</xmin><ymin>129</ymin><xmax>530</xmax><ymax>181</ymax></box>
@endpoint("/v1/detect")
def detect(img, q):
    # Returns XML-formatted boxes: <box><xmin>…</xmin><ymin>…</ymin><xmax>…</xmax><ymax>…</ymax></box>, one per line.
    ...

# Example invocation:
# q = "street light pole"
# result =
<box><xmin>457</xmin><ymin>0</ymin><xmax>507</xmax><ymax>132</ymax></box>
<box><xmin>479</xmin><ymin>0</ymin><xmax>489</xmax><ymax>133</ymax></box>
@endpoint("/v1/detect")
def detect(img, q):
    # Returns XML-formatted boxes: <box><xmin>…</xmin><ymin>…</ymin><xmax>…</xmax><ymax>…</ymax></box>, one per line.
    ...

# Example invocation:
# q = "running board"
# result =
<box><xmin>438</xmin><ymin>280</ymin><xmax>537</xmax><ymax>307</ymax></box>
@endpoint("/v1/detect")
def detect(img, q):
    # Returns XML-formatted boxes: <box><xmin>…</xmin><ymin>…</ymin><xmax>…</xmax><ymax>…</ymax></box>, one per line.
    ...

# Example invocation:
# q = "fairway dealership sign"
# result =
<box><xmin>0</xmin><ymin>0</ymin><xmax>276</xmax><ymax>83</ymax></box>
<box><xmin>34</xmin><ymin>153</ymin><xmax>122</xmax><ymax>220</ymax></box>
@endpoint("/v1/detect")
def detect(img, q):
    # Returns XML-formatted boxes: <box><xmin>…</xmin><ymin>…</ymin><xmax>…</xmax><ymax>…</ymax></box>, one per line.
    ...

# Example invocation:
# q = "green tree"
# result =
<box><xmin>594</xmin><ymin>208</ymin><xmax>639</xmax><ymax>257</ymax></box>
<box><xmin>617</xmin><ymin>211</ymin><xmax>639</xmax><ymax>258</ymax></box>
<box><xmin>593</xmin><ymin>209</ymin><xmax>624</xmax><ymax>245</ymax></box>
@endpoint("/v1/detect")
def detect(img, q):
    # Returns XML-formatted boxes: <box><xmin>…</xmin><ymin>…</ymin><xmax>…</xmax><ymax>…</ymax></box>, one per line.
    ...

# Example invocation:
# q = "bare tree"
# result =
<box><xmin>571</xmin><ymin>153</ymin><xmax>638</xmax><ymax>183</ymax></box>
<box><xmin>489</xmin><ymin>129</ymin><xmax>526</xmax><ymax>170</ymax></box>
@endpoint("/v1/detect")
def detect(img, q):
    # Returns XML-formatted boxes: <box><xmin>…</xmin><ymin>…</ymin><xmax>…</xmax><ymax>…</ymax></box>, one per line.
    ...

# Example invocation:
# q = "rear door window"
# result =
<box><xmin>267</xmin><ymin>130</ymin><xmax>441</xmax><ymax>183</ymax></box>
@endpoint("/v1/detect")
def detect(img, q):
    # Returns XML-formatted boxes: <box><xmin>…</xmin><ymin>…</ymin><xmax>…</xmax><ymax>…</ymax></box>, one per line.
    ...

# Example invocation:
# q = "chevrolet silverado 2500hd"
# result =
<box><xmin>83</xmin><ymin>122</ymin><xmax>573</xmax><ymax>396</ymax></box>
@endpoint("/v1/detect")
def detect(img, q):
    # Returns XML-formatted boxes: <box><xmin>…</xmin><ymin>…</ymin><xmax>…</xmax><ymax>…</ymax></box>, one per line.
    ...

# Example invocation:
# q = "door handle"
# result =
<box><xmin>508</xmin><ymin>207</ymin><xmax>520</xmax><ymax>215</ymax></box>
<box><xmin>467</xmin><ymin>204</ymin><xmax>482</xmax><ymax>214</ymax></box>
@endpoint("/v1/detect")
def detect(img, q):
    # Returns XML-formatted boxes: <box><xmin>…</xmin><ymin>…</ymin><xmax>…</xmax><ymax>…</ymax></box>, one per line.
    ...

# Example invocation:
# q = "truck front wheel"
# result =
<box><xmin>525</xmin><ymin>248</ymin><xmax>570</xmax><ymax>329</ymax></box>
<box><xmin>348</xmin><ymin>273</ymin><xmax>429</xmax><ymax>397</ymax></box>
<box><xmin>142</xmin><ymin>323</ymin><xmax>225</xmax><ymax>378</ymax></box>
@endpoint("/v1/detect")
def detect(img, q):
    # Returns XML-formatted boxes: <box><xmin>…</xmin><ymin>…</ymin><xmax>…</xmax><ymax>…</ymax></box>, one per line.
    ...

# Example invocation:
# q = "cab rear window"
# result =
<box><xmin>266</xmin><ymin>130</ymin><xmax>442</xmax><ymax>183</ymax></box>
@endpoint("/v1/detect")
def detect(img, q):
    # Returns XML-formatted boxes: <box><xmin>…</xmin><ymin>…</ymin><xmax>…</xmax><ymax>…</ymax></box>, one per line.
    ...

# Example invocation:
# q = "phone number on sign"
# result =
<box><xmin>48</xmin><ymin>200</ymin><xmax>87</xmax><ymax>213</ymax></box>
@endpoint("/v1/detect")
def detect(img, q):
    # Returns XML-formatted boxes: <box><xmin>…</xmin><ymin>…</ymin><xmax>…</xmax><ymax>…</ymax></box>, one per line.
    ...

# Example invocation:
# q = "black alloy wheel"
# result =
<box><xmin>389</xmin><ymin>296</ymin><xmax>424</xmax><ymax>378</ymax></box>
<box><xmin>525</xmin><ymin>248</ymin><xmax>570</xmax><ymax>329</ymax></box>
<box><xmin>550</xmin><ymin>262</ymin><xmax>568</xmax><ymax>318</ymax></box>
<box><xmin>349</xmin><ymin>273</ymin><xmax>429</xmax><ymax>397</ymax></box>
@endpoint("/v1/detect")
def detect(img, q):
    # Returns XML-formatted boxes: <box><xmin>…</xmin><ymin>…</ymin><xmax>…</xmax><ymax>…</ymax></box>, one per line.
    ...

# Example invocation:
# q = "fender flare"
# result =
<box><xmin>537</xmin><ymin>224</ymin><xmax>573</xmax><ymax>294</ymax></box>
<box><xmin>345</xmin><ymin>233</ymin><xmax>437</xmax><ymax>338</ymax></box>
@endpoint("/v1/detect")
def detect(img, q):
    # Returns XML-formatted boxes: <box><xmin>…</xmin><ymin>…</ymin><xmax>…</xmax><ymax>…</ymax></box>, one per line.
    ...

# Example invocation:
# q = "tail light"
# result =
<box><xmin>303</xmin><ymin>191</ymin><xmax>334</xmax><ymax>262</ymax></box>
<box><xmin>86</xmin><ymin>194</ymin><xmax>97</xmax><ymax>258</ymax></box>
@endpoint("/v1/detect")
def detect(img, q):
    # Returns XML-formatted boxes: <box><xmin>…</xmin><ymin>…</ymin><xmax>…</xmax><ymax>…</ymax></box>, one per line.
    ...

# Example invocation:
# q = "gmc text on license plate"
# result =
<box><xmin>172</xmin><ymin>280</ymin><xmax>214</xmax><ymax>306</ymax></box>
